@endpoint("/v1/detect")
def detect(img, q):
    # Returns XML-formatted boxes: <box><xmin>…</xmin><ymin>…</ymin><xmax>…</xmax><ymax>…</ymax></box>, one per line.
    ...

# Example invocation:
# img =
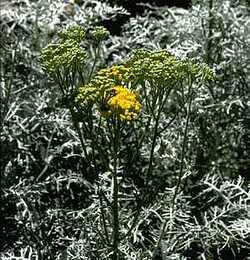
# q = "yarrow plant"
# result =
<box><xmin>1</xmin><ymin>0</ymin><xmax>249</xmax><ymax>258</ymax></box>
<box><xmin>40</xmin><ymin>25</ymin><xmax>214</xmax><ymax>259</ymax></box>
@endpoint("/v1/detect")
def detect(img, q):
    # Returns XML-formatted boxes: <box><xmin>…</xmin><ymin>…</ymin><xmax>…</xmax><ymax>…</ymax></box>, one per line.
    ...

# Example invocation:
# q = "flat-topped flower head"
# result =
<box><xmin>76</xmin><ymin>85</ymin><xmax>101</xmax><ymax>106</ymax></box>
<box><xmin>59</xmin><ymin>25</ymin><xmax>86</xmax><ymax>43</ymax></box>
<box><xmin>124</xmin><ymin>49</ymin><xmax>214</xmax><ymax>85</ymax></box>
<box><xmin>76</xmin><ymin>65</ymin><xmax>131</xmax><ymax>110</ymax></box>
<box><xmin>75</xmin><ymin>49</ymin><xmax>214</xmax><ymax>115</ymax></box>
<box><xmin>40</xmin><ymin>26</ymin><xmax>87</xmax><ymax>75</ymax></box>
<box><xmin>95</xmin><ymin>65</ymin><xmax>129</xmax><ymax>84</ymax></box>
<box><xmin>89</xmin><ymin>26</ymin><xmax>110</xmax><ymax>44</ymax></box>
<box><xmin>124</xmin><ymin>49</ymin><xmax>180</xmax><ymax>84</ymax></box>
<box><xmin>40</xmin><ymin>40</ymin><xmax>86</xmax><ymax>74</ymax></box>
<box><xmin>101</xmin><ymin>86</ymin><xmax>142</xmax><ymax>121</ymax></box>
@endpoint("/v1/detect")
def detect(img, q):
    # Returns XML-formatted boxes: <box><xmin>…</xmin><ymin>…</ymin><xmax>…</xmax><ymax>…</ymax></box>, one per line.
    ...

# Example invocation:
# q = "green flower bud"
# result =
<box><xmin>76</xmin><ymin>85</ymin><xmax>101</xmax><ymax>106</ymax></box>
<box><xmin>125</xmin><ymin>49</ymin><xmax>214</xmax><ymax>86</ymax></box>
<box><xmin>89</xmin><ymin>26</ymin><xmax>110</xmax><ymax>44</ymax></box>
<box><xmin>40</xmin><ymin>39</ymin><xmax>86</xmax><ymax>75</ymax></box>
<box><xmin>59</xmin><ymin>25</ymin><xmax>86</xmax><ymax>43</ymax></box>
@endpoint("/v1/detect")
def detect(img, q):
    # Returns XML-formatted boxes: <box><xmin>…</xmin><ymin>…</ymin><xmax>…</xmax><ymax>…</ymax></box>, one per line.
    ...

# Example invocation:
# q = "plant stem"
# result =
<box><xmin>146</xmin><ymin>86</ymin><xmax>173</xmax><ymax>185</ymax></box>
<box><xmin>205</xmin><ymin>0</ymin><xmax>216</xmax><ymax>99</ymax></box>
<box><xmin>88</xmin><ymin>43</ymin><xmax>100</xmax><ymax>83</ymax></box>
<box><xmin>171</xmin><ymin>84</ymin><xmax>193</xmax><ymax>205</ymax></box>
<box><xmin>151</xmin><ymin>82</ymin><xmax>193</xmax><ymax>259</ymax></box>
<box><xmin>206</xmin><ymin>0</ymin><xmax>214</xmax><ymax>65</ymax></box>
<box><xmin>145</xmin><ymin>111</ymin><xmax>160</xmax><ymax>186</ymax></box>
<box><xmin>112</xmin><ymin>118</ymin><xmax>120</xmax><ymax>260</ymax></box>
<box><xmin>68</xmin><ymin>106</ymin><xmax>92</xmax><ymax>171</ymax></box>
<box><xmin>112</xmin><ymin>166</ymin><xmax>119</xmax><ymax>259</ymax></box>
<box><xmin>99</xmin><ymin>187</ymin><xmax>111</xmax><ymax>245</ymax></box>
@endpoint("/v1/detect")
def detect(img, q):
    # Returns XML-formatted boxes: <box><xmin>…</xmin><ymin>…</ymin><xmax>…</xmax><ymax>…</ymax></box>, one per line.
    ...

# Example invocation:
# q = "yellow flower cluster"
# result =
<box><xmin>103</xmin><ymin>86</ymin><xmax>142</xmax><ymax>121</ymax></box>
<box><xmin>96</xmin><ymin>65</ymin><xmax>129</xmax><ymax>82</ymax></box>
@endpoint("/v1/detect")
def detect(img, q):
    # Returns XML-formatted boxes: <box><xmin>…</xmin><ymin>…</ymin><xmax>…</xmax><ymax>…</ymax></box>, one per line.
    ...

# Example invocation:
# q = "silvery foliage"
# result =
<box><xmin>111</xmin><ymin>0</ymin><xmax>250</xmax><ymax>60</ymax></box>
<box><xmin>0</xmin><ymin>0</ymin><xmax>129</xmax><ymax>31</ymax></box>
<box><xmin>1</xmin><ymin>174</ymin><xmax>249</xmax><ymax>260</ymax></box>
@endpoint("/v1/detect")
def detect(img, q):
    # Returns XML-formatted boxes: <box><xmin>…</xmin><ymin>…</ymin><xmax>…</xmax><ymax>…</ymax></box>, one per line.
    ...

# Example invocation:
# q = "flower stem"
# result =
<box><xmin>146</xmin><ymin>86</ymin><xmax>173</xmax><ymax>185</ymax></box>
<box><xmin>88</xmin><ymin>43</ymin><xmax>100</xmax><ymax>83</ymax></box>
<box><xmin>112</xmin><ymin>167</ymin><xmax>119</xmax><ymax>259</ymax></box>
<box><xmin>145</xmin><ymin>112</ymin><xmax>160</xmax><ymax>186</ymax></box>
<box><xmin>151</xmin><ymin>82</ymin><xmax>193</xmax><ymax>259</ymax></box>
<box><xmin>112</xmin><ymin>118</ymin><xmax>120</xmax><ymax>260</ymax></box>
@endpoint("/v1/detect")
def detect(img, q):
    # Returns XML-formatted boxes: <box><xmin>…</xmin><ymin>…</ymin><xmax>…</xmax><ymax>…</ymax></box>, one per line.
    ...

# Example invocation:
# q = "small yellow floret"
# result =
<box><xmin>102</xmin><ymin>86</ymin><xmax>141</xmax><ymax>121</ymax></box>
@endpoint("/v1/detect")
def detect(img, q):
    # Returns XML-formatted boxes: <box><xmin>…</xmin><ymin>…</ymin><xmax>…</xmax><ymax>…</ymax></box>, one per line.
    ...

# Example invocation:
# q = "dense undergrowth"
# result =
<box><xmin>0</xmin><ymin>0</ymin><xmax>249</xmax><ymax>259</ymax></box>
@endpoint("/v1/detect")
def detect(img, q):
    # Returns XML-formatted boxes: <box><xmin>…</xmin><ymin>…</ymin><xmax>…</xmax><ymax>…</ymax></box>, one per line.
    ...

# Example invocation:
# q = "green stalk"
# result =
<box><xmin>99</xmin><ymin>188</ymin><xmax>111</xmax><ymax>245</ymax></box>
<box><xmin>146</xmin><ymin>86</ymin><xmax>173</xmax><ymax>185</ymax></box>
<box><xmin>145</xmin><ymin>110</ymin><xmax>160</xmax><ymax>185</ymax></box>
<box><xmin>111</xmin><ymin>117</ymin><xmax>120</xmax><ymax>260</ymax></box>
<box><xmin>171</xmin><ymin>84</ymin><xmax>193</xmax><ymax>205</ymax></box>
<box><xmin>88</xmin><ymin>43</ymin><xmax>100</xmax><ymax>83</ymax></box>
<box><xmin>206</xmin><ymin>0</ymin><xmax>214</xmax><ymax>65</ymax></box>
<box><xmin>205</xmin><ymin>0</ymin><xmax>216</xmax><ymax>99</ymax></box>
<box><xmin>55</xmin><ymin>72</ymin><xmax>93</xmax><ymax>172</ymax></box>
<box><xmin>68</xmin><ymin>106</ymin><xmax>92</xmax><ymax>171</ymax></box>
<box><xmin>151</xmin><ymin>82</ymin><xmax>193</xmax><ymax>259</ymax></box>
<box><xmin>112</xmin><ymin>163</ymin><xmax>119</xmax><ymax>260</ymax></box>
